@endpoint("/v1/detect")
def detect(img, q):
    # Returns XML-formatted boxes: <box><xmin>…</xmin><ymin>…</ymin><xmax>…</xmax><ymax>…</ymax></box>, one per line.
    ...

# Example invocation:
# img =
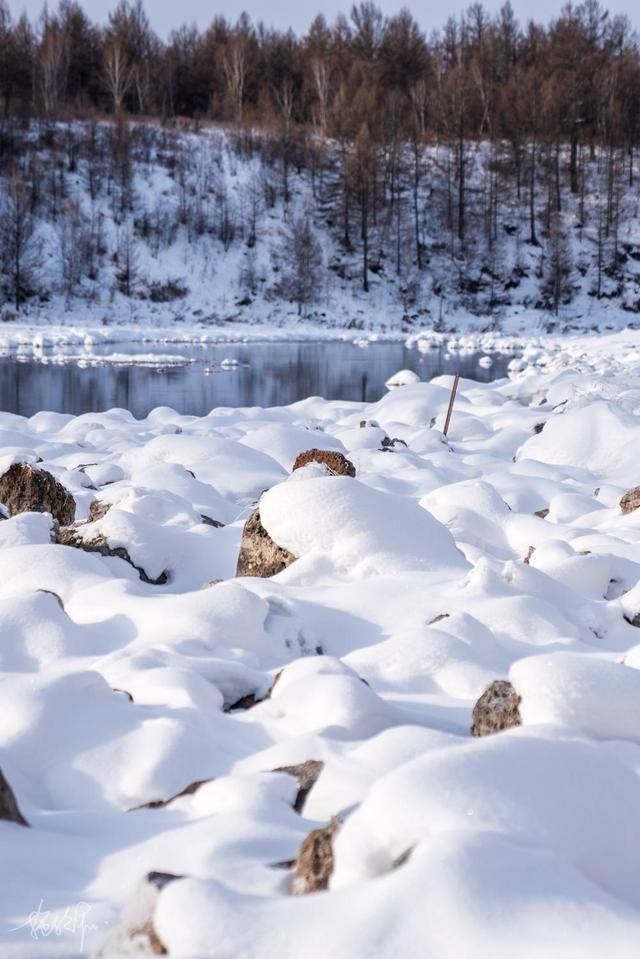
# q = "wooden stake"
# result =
<box><xmin>443</xmin><ymin>373</ymin><xmax>460</xmax><ymax>437</ymax></box>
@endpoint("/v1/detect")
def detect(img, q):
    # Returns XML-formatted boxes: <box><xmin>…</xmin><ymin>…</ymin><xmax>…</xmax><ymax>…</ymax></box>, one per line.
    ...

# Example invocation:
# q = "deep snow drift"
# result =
<box><xmin>3</xmin><ymin>356</ymin><xmax>640</xmax><ymax>956</ymax></box>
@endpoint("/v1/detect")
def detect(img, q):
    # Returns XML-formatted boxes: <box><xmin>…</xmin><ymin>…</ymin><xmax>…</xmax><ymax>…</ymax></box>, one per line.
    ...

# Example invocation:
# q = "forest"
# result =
<box><xmin>0</xmin><ymin>0</ymin><xmax>639</xmax><ymax>327</ymax></box>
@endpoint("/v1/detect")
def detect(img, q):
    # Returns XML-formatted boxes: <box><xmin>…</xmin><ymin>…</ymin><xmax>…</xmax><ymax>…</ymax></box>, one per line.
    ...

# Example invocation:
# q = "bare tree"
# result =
<box><xmin>311</xmin><ymin>58</ymin><xmax>331</xmax><ymax>135</ymax></box>
<box><xmin>59</xmin><ymin>200</ymin><xmax>95</xmax><ymax>303</ymax></box>
<box><xmin>0</xmin><ymin>174</ymin><xmax>37</xmax><ymax>310</ymax></box>
<box><xmin>39</xmin><ymin>15</ymin><xmax>67</xmax><ymax>117</ymax></box>
<box><xmin>115</xmin><ymin>228</ymin><xmax>138</xmax><ymax>297</ymax></box>
<box><xmin>543</xmin><ymin>210</ymin><xmax>573</xmax><ymax>315</ymax></box>
<box><xmin>103</xmin><ymin>38</ymin><xmax>133</xmax><ymax>113</ymax></box>
<box><xmin>274</xmin><ymin>213</ymin><xmax>323</xmax><ymax>315</ymax></box>
<box><xmin>224</xmin><ymin>37</ymin><xmax>246</xmax><ymax>122</ymax></box>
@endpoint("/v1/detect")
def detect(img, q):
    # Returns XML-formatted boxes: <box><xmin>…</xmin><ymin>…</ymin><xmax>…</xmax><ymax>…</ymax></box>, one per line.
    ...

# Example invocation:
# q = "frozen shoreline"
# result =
<box><xmin>1</xmin><ymin>318</ymin><xmax>640</xmax><ymax>369</ymax></box>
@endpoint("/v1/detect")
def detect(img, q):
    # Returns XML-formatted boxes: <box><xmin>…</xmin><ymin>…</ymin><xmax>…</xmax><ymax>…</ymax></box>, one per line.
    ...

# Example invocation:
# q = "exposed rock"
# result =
<box><xmin>428</xmin><ymin>612</ymin><xmax>450</xmax><ymax>625</ymax></box>
<box><xmin>392</xmin><ymin>846</ymin><xmax>414</xmax><ymax>869</ymax></box>
<box><xmin>131</xmin><ymin>779</ymin><xmax>212</xmax><ymax>811</ymax></box>
<box><xmin>268</xmin><ymin>669</ymin><xmax>283</xmax><ymax>695</ymax></box>
<box><xmin>292</xmin><ymin>449</ymin><xmax>356</xmax><ymax>477</ymax></box>
<box><xmin>273</xmin><ymin>760</ymin><xmax>324</xmax><ymax>813</ymax></box>
<box><xmin>380</xmin><ymin>436</ymin><xmax>408</xmax><ymax>451</ymax></box>
<box><xmin>225</xmin><ymin>669</ymin><xmax>283</xmax><ymax>712</ymax></box>
<box><xmin>620</xmin><ymin>487</ymin><xmax>640</xmax><ymax>514</ymax></box>
<box><xmin>54</xmin><ymin>516</ymin><xmax>169</xmax><ymax>586</ymax></box>
<box><xmin>534</xmin><ymin>508</ymin><xmax>549</xmax><ymax>519</ymax></box>
<box><xmin>291</xmin><ymin>817</ymin><xmax>341</xmax><ymax>895</ymax></box>
<box><xmin>533</xmin><ymin>422</ymin><xmax>545</xmax><ymax>434</ymax></box>
<box><xmin>235</xmin><ymin>508</ymin><xmax>296</xmax><ymax>578</ymax></box>
<box><xmin>470</xmin><ymin>680</ymin><xmax>522</xmax><ymax>737</ymax></box>
<box><xmin>523</xmin><ymin>546</ymin><xmax>536</xmax><ymax>565</ymax></box>
<box><xmin>200</xmin><ymin>514</ymin><xmax>224</xmax><ymax>527</ymax></box>
<box><xmin>271</xmin><ymin>857</ymin><xmax>297</xmax><ymax>870</ymax></box>
<box><xmin>624</xmin><ymin>612</ymin><xmax>640</xmax><ymax>628</ymax></box>
<box><xmin>57</xmin><ymin>525</ymin><xmax>168</xmax><ymax>585</ymax></box>
<box><xmin>87</xmin><ymin>500</ymin><xmax>111</xmax><ymax>523</ymax></box>
<box><xmin>98</xmin><ymin>871</ymin><xmax>181</xmax><ymax>957</ymax></box>
<box><xmin>0</xmin><ymin>767</ymin><xmax>28</xmax><ymax>826</ymax></box>
<box><xmin>113</xmin><ymin>687</ymin><xmax>134</xmax><ymax>702</ymax></box>
<box><xmin>0</xmin><ymin>462</ymin><xmax>75</xmax><ymax>525</ymax></box>
<box><xmin>37</xmin><ymin>588</ymin><xmax>65</xmax><ymax>610</ymax></box>
<box><xmin>225</xmin><ymin>691</ymin><xmax>260</xmax><ymax>711</ymax></box>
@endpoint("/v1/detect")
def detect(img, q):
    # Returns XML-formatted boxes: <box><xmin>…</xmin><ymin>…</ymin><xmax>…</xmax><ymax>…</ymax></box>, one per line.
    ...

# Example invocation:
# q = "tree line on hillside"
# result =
<box><xmin>0</xmin><ymin>0</ymin><xmax>639</xmax><ymax>159</ymax></box>
<box><xmin>0</xmin><ymin>0</ymin><xmax>639</xmax><ymax>322</ymax></box>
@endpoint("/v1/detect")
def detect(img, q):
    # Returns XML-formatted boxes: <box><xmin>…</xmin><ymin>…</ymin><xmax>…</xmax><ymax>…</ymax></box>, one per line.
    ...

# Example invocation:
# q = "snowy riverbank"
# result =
<box><xmin>1</xmin><ymin>318</ymin><xmax>640</xmax><ymax>374</ymax></box>
<box><xmin>3</xmin><ymin>352</ymin><xmax>640</xmax><ymax>956</ymax></box>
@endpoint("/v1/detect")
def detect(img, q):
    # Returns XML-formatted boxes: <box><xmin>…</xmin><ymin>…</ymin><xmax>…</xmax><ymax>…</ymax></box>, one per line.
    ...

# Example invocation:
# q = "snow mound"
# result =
<box><xmin>516</xmin><ymin>401</ymin><xmax>640</xmax><ymax>484</ymax></box>
<box><xmin>259</xmin><ymin>475</ymin><xmax>468</xmax><ymax>576</ymax></box>
<box><xmin>384</xmin><ymin>369</ymin><xmax>420</xmax><ymax>389</ymax></box>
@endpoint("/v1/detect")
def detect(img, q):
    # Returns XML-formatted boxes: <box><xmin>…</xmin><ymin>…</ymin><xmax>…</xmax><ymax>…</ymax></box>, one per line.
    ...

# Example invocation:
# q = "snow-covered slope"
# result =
<box><xmin>3</xmin><ymin>121</ymin><xmax>640</xmax><ymax>338</ymax></box>
<box><xmin>3</xmin><ymin>356</ymin><xmax>640</xmax><ymax>955</ymax></box>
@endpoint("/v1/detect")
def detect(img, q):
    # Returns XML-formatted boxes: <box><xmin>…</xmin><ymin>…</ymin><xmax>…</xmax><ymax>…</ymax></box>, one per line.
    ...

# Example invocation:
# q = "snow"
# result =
<box><xmin>4</xmin><ymin>124</ymin><xmax>640</xmax><ymax>344</ymax></box>
<box><xmin>260</xmin><ymin>474</ymin><xmax>468</xmax><ymax>576</ymax></box>
<box><xmin>4</xmin><ymin>347</ymin><xmax>640</xmax><ymax>956</ymax></box>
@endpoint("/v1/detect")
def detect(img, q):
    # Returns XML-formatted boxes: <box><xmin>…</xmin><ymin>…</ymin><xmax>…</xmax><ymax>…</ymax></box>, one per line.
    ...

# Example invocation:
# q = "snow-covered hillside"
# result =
<box><xmin>3</xmin><ymin>348</ymin><xmax>640</xmax><ymax>956</ymax></box>
<box><xmin>3</xmin><ymin>120</ymin><xmax>640</xmax><ymax>338</ymax></box>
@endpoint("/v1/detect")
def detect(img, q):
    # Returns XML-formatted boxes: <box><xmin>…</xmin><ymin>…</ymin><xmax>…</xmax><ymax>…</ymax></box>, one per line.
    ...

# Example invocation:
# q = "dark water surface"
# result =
<box><xmin>0</xmin><ymin>341</ymin><xmax>512</xmax><ymax>418</ymax></box>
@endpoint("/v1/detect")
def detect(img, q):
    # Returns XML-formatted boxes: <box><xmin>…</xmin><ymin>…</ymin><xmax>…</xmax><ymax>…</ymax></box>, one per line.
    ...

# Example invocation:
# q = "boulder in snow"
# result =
<box><xmin>470</xmin><ymin>680</ymin><xmax>521</xmax><ymax>737</ymax></box>
<box><xmin>0</xmin><ymin>767</ymin><xmax>28</xmax><ymax>826</ymax></box>
<box><xmin>291</xmin><ymin>817</ymin><xmax>341</xmax><ymax>894</ymax></box>
<box><xmin>292</xmin><ymin>449</ymin><xmax>356</xmax><ymax>478</ymax></box>
<box><xmin>235</xmin><ymin>508</ymin><xmax>296</xmax><ymax>578</ymax></box>
<box><xmin>620</xmin><ymin>486</ymin><xmax>640</xmax><ymax>514</ymax></box>
<box><xmin>0</xmin><ymin>462</ymin><xmax>75</xmax><ymax>525</ymax></box>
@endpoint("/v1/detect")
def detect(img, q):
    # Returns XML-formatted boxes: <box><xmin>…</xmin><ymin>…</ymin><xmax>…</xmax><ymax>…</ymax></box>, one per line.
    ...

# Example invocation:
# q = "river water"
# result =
<box><xmin>0</xmin><ymin>340</ymin><xmax>512</xmax><ymax>418</ymax></box>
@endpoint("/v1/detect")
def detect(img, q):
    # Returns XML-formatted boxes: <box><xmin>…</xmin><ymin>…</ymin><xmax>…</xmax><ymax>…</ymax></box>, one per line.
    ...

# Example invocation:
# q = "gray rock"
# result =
<box><xmin>470</xmin><ymin>680</ymin><xmax>522</xmax><ymax>737</ymax></box>
<box><xmin>236</xmin><ymin>509</ymin><xmax>296</xmax><ymax>578</ymax></box>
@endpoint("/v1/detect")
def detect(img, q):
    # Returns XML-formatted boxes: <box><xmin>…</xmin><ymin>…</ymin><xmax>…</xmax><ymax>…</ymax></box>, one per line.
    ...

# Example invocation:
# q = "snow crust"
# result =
<box><xmin>3</xmin><ymin>353</ymin><xmax>640</xmax><ymax>956</ymax></box>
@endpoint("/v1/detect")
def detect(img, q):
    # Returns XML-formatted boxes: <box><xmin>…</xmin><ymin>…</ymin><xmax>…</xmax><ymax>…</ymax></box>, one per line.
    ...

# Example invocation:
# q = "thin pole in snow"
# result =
<box><xmin>443</xmin><ymin>373</ymin><xmax>460</xmax><ymax>437</ymax></box>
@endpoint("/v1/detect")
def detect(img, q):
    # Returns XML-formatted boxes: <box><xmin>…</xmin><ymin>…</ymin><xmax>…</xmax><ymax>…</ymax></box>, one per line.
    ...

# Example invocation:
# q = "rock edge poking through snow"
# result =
<box><xmin>292</xmin><ymin>449</ymin><xmax>356</xmax><ymax>478</ymax></box>
<box><xmin>0</xmin><ymin>768</ymin><xmax>28</xmax><ymax>826</ymax></box>
<box><xmin>291</xmin><ymin>818</ymin><xmax>341</xmax><ymax>895</ymax></box>
<box><xmin>470</xmin><ymin>680</ymin><xmax>522</xmax><ymax>737</ymax></box>
<box><xmin>236</xmin><ymin>508</ymin><xmax>297</xmax><ymax>578</ymax></box>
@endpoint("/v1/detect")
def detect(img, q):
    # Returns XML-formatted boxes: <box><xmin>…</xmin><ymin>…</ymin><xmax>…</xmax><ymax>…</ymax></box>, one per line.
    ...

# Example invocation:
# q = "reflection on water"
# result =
<box><xmin>0</xmin><ymin>341</ymin><xmax>512</xmax><ymax>418</ymax></box>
